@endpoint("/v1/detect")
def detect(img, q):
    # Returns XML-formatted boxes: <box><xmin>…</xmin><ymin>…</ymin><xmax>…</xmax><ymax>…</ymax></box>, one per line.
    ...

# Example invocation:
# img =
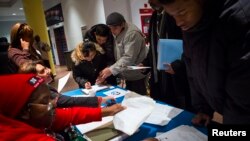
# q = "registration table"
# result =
<box><xmin>62</xmin><ymin>86</ymin><xmax>207</xmax><ymax>141</ymax></box>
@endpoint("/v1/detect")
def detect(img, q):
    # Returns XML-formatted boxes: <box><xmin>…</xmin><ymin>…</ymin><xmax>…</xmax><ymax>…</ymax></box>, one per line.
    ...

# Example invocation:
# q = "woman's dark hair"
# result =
<box><xmin>95</xmin><ymin>24</ymin><xmax>111</xmax><ymax>37</ymax></box>
<box><xmin>82</xmin><ymin>40</ymin><xmax>96</xmax><ymax>57</ymax></box>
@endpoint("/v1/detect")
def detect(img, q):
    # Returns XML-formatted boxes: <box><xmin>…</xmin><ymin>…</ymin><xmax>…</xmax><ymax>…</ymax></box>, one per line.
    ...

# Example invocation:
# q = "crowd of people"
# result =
<box><xmin>1</xmin><ymin>0</ymin><xmax>250</xmax><ymax>140</ymax></box>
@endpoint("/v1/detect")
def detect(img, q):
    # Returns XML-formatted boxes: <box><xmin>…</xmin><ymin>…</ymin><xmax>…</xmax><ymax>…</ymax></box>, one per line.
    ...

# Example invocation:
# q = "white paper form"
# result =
<box><xmin>156</xmin><ymin>125</ymin><xmax>207</xmax><ymax>141</ymax></box>
<box><xmin>76</xmin><ymin>116</ymin><xmax>114</xmax><ymax>134</ymax></box>
<box><xmin>57</xmin><ymin>72</ymin><xmax>71</xmax><ymax>93</ymax></box>
<box><xmin>145</xmin><ymin>103</ymin><xmax>183</xmax><ymax>126</ymax></box>
<box><xmin>126</xmin><ymin>66</ymin><xmax>151</xmax><ymax>70</ymax></box>
<box><xmin>113</xmin><ymin>92</ymin><xmax>156</xmax><ymax>135</ymax></box>
<box><xmin>103</xmin><ymin>88</ymin><xmax>128</xmax><ymax>98</ymax></box>
<box><xmin>81</xmin><ymin>84</ymin><xmax>109</xmax><ymax>94</ymax></box>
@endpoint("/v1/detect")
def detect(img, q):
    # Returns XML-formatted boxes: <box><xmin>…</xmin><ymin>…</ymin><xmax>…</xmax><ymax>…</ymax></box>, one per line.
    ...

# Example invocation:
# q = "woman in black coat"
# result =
<box><xmin>71</xmin><ymin>41</ymin><xmax>116</xmax><ymax>88</ymax></box>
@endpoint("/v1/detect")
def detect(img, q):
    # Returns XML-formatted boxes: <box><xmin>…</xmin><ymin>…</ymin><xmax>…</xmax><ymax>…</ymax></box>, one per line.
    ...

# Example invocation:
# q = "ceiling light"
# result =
<box><xmin>19</xmin><ymin>8</ymin><xmax>23</xmax><ymax>10</ymax></box>
<box><xmin>12</xmin><ymin>13</ymin><xmax>16</xmax><ymax>15</ymax></box>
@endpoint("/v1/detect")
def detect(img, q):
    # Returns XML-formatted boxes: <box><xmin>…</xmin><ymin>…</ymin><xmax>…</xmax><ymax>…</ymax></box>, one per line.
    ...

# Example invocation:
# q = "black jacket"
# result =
<box><xmin>72</xmin><ymin>52</ymin><xmax>116</xmax><ymax>88</ymax></box>
<box><xmin>84</xmin><ymin>24</ymin><xmax>115</xmax><ymax>66</ymax></box>
<box><xmin>48</xmin><ymin>86</ymin><xmax>100</xmax><ymax>107</ymax></box>
<box><xmin>143</xmin><ymin>10</ymin><xmax>191</xmax><ymax>109</ymax></box>
<box><xmin>183</xmin><ymin>0</ymin><xmax>250</xmax><ymax>124</ymax></box>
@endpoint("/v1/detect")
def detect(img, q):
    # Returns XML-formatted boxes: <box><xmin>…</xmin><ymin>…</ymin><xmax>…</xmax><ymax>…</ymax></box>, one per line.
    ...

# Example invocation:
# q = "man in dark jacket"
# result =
<box><xmin>84</xmin><ymin>24</ymin><xmax>115</xmax><ymax>66</ymax></box>
<box><xmin>142</xmin><ymin>0</ymin><xmax>191</xmax><ymax>110</ymax></box>
<box><xmin>159</xmin><ymin>0</ymin><xmax>250</xmax><ymax>125</ymax></box>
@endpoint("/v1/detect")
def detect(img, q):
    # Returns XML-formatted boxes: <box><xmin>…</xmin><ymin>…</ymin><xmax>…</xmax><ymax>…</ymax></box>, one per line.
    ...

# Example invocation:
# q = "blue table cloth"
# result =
<box><xmin>62</xmin><ymin>86</ymin><xmax>207</xmax><ymax>141</ymax></box>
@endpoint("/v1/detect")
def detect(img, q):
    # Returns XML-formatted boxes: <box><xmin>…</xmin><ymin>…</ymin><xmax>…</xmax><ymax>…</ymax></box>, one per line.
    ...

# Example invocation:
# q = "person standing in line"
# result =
<box><xmin>33</xmin><ymin>35</ymin><xmax>51</xmax><ymax>69</ymax></box>
<box><xmin>142</xmin><ymin>0</ymin><xmax>192</xmax><ymax>110</ymax></box>
<box><xmin>33</xmin><ymin>34</ymin><xmax>54</xmax><ymax>81</ymax></box>
<box><xmin>84</xmin><ymin>24</ymin><xmax>115</xmax><ymax>66</ymax></box>
<box><xmin>159</xmin><ymin>0</ymin><xmax>250</xmax><ymax>125</ymax></box>
<box><xmin>97</xmin><ymin>12</ymin><xmax>148</xmax><ymax>95</ymax></box>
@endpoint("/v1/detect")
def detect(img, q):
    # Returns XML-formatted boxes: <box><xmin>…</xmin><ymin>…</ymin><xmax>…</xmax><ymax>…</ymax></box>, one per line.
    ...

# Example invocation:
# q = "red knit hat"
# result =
<box><xmin>0</xmin><ymin>74</ymin><xmax>44</xmax><ymax>118</ymax></box>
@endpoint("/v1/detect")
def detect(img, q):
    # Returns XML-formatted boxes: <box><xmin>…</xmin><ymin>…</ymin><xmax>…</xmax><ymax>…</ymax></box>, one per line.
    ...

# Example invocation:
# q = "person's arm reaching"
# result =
<box><xmin>52</xmin><ymin>104</ymin><xmax>125</xmax><ymax>131</ymax></box>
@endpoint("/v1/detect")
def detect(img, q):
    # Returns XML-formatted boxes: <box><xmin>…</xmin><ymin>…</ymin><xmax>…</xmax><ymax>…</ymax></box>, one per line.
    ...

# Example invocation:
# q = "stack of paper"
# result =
<box><xmin>126</xmin><ymin>66</ymin><xmax>151</xmax><ymax>70</ymax></box>
<box><xmin>156</xmin><ymin>125</ymin><xmax>207</xmax><ymax>141</ymax></box>
<box><xmin>157</xmin><ymin>39</ymin><xmax>183</xmax><ymax>70</ymax></box>
<box><xmin>113</xmin><ymin>92</ymin><xmax>156</xmax><ymax>135</ymax></box>
<box><xmin>76</xmin><ymin>116</ymin><xmax>114</xmax><ymax>134</ymax></box>
<box><xmin>57</xmin><ymin>72</ymin><xmax>71</xmax><ymax>92</ymax></box>
<box><xmin>144</xmin><ymin>103</ymin><xmax>183</xmax><ymax>126</ymax></box>
<box><xmin>103</xmin><ymin>88</ymin><xmax>128</xmax><ymax>98</ymax></box>
<box><xmin>81</xmin><ymin>85</ymin><xmax>109</xmax><ymax>95</ymax></box>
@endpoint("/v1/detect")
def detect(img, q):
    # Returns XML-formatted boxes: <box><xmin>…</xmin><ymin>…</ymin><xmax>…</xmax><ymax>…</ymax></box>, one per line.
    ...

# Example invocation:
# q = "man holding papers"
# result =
<box><xmin>141</xmin><ymin>0</ymin><xmax>192</xmax><ymax>110</ymax></box>
<box><xmin>159</xmin><ymin>0</ymin><xmax>250</xmax><ymax>125</ymax></box>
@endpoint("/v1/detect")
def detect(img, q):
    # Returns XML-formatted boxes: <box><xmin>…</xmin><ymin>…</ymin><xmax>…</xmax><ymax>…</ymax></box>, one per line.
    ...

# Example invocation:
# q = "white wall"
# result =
<box><xmin>129</xmin><ymin>0</ymin><xmax>148</xmax><ymax>31</ymax></box>
<box><xmin>61</xmin><ymin>0</ymin><xmax>106</xmax><ymax>50</ymax></box>
<box><xmin>103</xmin><ymin>0</ymin><xmax>148</xmax><ymax>31</ymax></box>
<box><xmin>103</xmin><ymin>0</ymin><xmax>132</xmax><ymax>23</ymax></box>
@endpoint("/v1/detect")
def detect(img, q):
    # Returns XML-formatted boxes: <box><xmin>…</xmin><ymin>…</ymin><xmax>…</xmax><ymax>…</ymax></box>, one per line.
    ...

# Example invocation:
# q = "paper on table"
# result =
<box><xmin>71</xmin><ymin>95</ymin><xmax>90</xmax><ymax>97</ymax></box>
<box><xmin>76</xmin><ymin>116</ymin><xmax>113</xmax><ymax>134</ymax></box>
<box><xmin>126</xmin><ymin>66</ymin><xmax>151</xmax><ymax>70</ymax></box>
<box><xmin>57</xmin><ymin>72</ymin><xmax>71</xmax><ymax>93</ymax></box>
<box><xmin>113</xmin><ymin>91</ymin><xmax>156</xmax><ymax>135</ymax></box>
<box><xmin>103</xmin><ymin>88</ymin><xmax>128</xmax><ymax>98</ymax></box>
<box><xmin>145</xmin><ymin>103</ymin><xmax>183</xmax><ymax>126</ymax></box>
<box><xmin>81</xmin><ymin>84</ymin><xmax>109</xmax><ymax>94</ymax></box>
<box><xmin>155</xmin><ymin>125</ymin><xmax>207</xmax><ymax>141</ymax></box>
<box><xmin>157</xmin><ymin>39</ymin><xmax>183</xmax><ymax>70</ymax></box>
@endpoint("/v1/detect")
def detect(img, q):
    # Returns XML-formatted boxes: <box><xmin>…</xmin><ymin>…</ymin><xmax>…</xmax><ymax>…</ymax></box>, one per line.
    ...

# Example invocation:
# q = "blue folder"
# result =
<box><xmin>157</xmin><ymin>39</ymin><xmax>183</xmax><ymax>70</ymax></box>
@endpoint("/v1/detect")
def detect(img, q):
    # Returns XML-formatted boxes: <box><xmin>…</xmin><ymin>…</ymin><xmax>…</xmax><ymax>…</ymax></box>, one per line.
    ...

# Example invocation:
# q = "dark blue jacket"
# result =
<box><xmin>183</xmin><ymin>0</ymin><xmax>250</xmax><ymax>124</ymax></box>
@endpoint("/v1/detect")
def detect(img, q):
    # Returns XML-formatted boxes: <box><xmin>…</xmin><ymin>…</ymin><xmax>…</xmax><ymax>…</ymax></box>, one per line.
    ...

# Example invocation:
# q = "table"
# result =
<box><xmin>63</xmin><ymin>86</ymin><xmax>207</xmax><ymax>141</ymax></box>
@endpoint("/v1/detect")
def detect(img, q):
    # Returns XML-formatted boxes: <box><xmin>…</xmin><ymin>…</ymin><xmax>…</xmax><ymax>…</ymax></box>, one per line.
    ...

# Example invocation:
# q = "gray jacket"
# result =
<box><xmin>110</xmin><ymin>23</ymin><xmax>147</xmax><ymax>81</ymax></box>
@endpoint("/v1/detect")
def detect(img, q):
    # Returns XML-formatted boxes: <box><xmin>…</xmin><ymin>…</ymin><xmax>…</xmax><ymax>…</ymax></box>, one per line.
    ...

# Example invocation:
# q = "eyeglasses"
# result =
<box><xmin>28</xmin><ymin>102</ymin><xmax>55</xmax><ymax>117</ymax></box>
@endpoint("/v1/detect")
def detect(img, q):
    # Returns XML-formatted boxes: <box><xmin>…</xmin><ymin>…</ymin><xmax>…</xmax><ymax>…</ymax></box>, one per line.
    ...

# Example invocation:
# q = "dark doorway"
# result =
<box><xmin>54</xmin><ymin>26</ymin><xmax>67</xmax><ymax>65</ymax></box>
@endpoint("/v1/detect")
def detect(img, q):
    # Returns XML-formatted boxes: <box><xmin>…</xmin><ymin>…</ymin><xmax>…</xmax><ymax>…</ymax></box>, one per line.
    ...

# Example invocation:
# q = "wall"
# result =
<box><xmin>43</xmin><ymin>0</ymin><xmax>61</xmax><ymax>10</ymax></box>
<box><xmin>130</xmin><ymin>0</ymin><xmax>148</xmax><ymax>32</ymax></box>
<box><xmin>103</xmin><ymin>0</ymin><xmax>148</xmax><ymax>31</ymax></box>
<box><xmin>103</xmin><ymin>0</ymin><xmax>132</xmax><ymax>23</ymax></box>
<box><xmin>61</xmin><ymin>0</ymin><xmax>106</xmax><ymax>50</ymax></box>
<box><xmin>43</xmin><ymin>0</ymin><xmax>105</xmax><ymax>51</ymax></box>
<box><xmin>0</xmin><ymin>20</ymin><xmax>25</xmax><ymax>42</ymax></box>
<box><xmin>43</xmin><ymin>0</ymin><xmax>149</xmax><ymax>51</ymax></box>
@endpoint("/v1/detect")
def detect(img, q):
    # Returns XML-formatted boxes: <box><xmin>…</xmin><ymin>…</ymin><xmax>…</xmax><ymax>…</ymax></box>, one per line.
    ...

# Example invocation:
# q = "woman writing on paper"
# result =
<box><xmin>71</xmin><ymin>40</ymin><xmax>117</xmax><ymax>89</ymax></box>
